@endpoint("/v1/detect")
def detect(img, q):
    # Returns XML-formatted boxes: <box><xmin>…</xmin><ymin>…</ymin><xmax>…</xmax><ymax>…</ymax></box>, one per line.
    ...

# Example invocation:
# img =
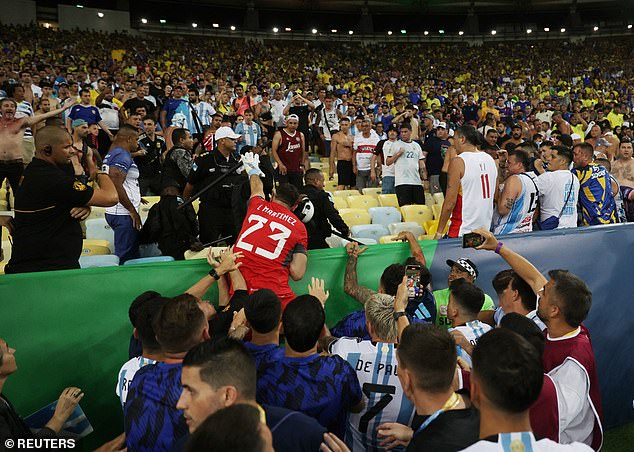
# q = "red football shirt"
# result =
<box><xmin>235</xmin><ymin>196</ymin><xmax>308</xmax><ymax>307</ymax></box>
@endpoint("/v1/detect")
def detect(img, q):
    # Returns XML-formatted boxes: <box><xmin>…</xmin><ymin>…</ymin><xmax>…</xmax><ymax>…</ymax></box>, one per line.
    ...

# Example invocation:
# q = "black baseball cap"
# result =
<box><xmin>446</xmin><ymin>258</ymin><xmax>479</xmax><ymax>279</ymax></box>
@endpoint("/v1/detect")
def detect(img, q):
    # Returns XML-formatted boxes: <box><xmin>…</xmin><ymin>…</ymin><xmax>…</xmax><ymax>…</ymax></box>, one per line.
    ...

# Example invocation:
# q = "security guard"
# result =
<box><xmin>183</xmin><ymin>126</ymin><xmax>244</xmax><ymax>245</ymax></box>
<box><xmin>300</xmin><ymin>168</ymin><xmax>349</xmax><ymax>249</ymax></box>
<box><xmin>6</xmin><ymin>126</ymin><xmax>118</xmax><ymax>273</ymax></box>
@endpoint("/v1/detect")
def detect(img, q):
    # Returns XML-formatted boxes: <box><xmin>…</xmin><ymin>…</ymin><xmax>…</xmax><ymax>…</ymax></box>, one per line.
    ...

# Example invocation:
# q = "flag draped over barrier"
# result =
<box><xmin>1</xmin><ymin>224</ymin><xmax>632</xmax><ymax>448</ymax></box>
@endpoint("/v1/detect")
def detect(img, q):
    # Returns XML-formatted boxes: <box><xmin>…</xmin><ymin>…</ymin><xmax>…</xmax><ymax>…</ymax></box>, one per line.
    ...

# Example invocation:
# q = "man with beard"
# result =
<box><xmin>501</xmin><ymin>124</ymin><xmax>524</xmax><ymax>148</ymax></box>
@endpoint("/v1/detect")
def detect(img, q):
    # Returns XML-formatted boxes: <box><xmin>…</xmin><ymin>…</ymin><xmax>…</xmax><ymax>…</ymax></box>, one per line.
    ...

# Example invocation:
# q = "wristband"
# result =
<box><xmin>495</xmin><ymin>242</ymin><xmax>504</xmax><ymax>254</ymax></box>
<box><xmin>208</xmin><ymin>269</ymin><xmax>220</xmax><ymax>280</ymax></box>
<box><xmin>393</xmin><ymin>311</ymin><xmax>407</xmax><ymax>321</ymax></box>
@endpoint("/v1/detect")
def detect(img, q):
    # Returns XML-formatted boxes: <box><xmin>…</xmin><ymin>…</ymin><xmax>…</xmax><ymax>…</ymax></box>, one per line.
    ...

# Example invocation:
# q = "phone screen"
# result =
<box><xmin>406</xmin><ymin>265</ymin><xmax>421</xmax><ymax>299</ymax></box>
<box><xmin>462</xmin><ymin>233</ymin><xmax>484</xmax><ymax>248</ymax></box>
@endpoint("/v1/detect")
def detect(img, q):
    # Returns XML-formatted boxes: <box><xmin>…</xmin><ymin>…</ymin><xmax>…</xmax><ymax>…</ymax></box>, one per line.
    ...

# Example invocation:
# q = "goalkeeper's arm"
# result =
<box><xmin>242</xmin><ymin>152</ymin><xmax>266</xmax><ymax>199</ymax></box>
<box><xmin>249</xmin><ymin>173</ymin><xmax>265</xmax><ymax>199</ymax></box>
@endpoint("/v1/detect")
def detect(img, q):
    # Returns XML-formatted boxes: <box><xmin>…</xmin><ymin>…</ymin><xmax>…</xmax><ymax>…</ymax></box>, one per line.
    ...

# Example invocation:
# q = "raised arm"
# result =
<box><xmin>473</xmin><ymin>228</ymin><xmax>548</xmax><ymax>295</ymax></box>
<box><xmin>25</xmin><ymin>100</ymin><xmax>75</xmax><ymax>127</ymax></box>
<box><xmin>186</xmin><ymin>248</ymin><xmax>243</xmax><ymax>299</ymax></box>
<box><xmin>343</xmin><ymin>242</ymin><xmax>376</xmax><ymax>304</ymax></box>
<box><xmin>435</xmin><ymin>156</ymin><xmax>464</xmax><ymax>239</ymax></box>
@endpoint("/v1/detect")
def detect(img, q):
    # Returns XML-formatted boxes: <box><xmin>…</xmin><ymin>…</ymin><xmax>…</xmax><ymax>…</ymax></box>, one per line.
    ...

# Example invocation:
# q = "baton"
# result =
<box><xmin>201</xmin><ymin>235</ymin><xmax>233</xmax><ymax>248</ymax></box>
<box><xmin>329</xmin><ymin>229</ymin><xmax>367</xmax><ymax>246</ymax></box>
<box><xmin>178</xmin><ymin>161</ymin><xmax>244</xmax><ymax>209</ymax></box>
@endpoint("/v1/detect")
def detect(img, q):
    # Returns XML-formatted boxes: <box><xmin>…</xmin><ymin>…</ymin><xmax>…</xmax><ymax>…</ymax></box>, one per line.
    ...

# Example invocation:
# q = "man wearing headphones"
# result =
<box><xmin>6</xmin><ymin>126</ymin><xmax>118</xmax><ymax>273</ymax></box>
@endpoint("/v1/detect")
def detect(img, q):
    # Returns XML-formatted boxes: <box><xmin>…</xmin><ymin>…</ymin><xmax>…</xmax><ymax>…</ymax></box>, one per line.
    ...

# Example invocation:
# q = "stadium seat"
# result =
<box><xmin>433</xmin><ymin>192</ymin><xmax>445</xmax><ymax>205</ymax></box>
<box><xmin>342</xmin><ymin>237</ymin><xmax>377</xmax><ymax>246</ymax></box>
<box><xmin>333</xmin><ymin>189</ymin><xmax>360</xmax><ymax>198</ymax></box>
<box><xmin>401</xmin><ymin>204</ymin><xmax>434</xmax><ymax>227</ymax></box>
<box><xmin>123</xmin><ymin>256</ymin><xmax>175</xmax><ymax>265</ymax></box>
<box><xmin>339</xmin><ymin>208</ymin><xmax>372</xmax><ymax>226</ymax></box>
<box><xmin>324</xmin><ymin>180</ymin><xmax>338</xmax><ymax>192</ymax></box>
<box><xmin>192</xmin><ymin>198</ymin><xmax>200</xmax><ymax>214</ymax></box>
<box><xmin>388</xmin><ymin>222</ymin><xmax>425</xmax><ymax>238</ymax></box>
<box><xmin>0</xmin><ymin>261</ymin><xmax>6</xmax><ymax>274</ymax></box>
<box><xmin>332</xmin><ymin>197</ymin><xmax>348</xmax><ymax>211</ymax></box>
<box><xmin>87</xmin><ymin>206</ymin><xmax>106</xmax><ymax>220</ymax></box>
<box><xmin>79</xmin><ymin>254</ymin><xmax>120</xmax><ymax>268</ymax></box>
<box><xmin>139</xmin><ymin>243</ymin><xmax>162</xmax><ymax>257</ymax></box>
<box><xmin>418</xmin><ymin>234</ymin><xmax>435</xmax><ymax>241</ymax></box>
<box><xmin>378</xmin><ymin>194</ymin><xmax>399</xmax><ymax>208</ymax></box>
<box><xmin>351</xmin><ymin>224</ymin><xmax>390</xmax><ymax>242</ymax></box>
<box><xmin>85</xmin><ymin>218</ymin><xmax>115</xmax><ymax>244</ymax></box>
<box><xmin>379</xmin><ymin>235</ymin><xmax>399</xmax><ymax>244</ymax></box>
<box><xmin>184</xmin><ymin>246</ymin><xmax>228</xmax><ymax>260</ymax></box>
<box><xmin>309</xmin><ymin>155</ymin><xmax>321</xmax><ymax>163</ymax></box>
<box><xmin>432</xmin><ymin>204</ymin><xmax>442</xmax><ymax>220</ymax></box>
<box><xmin>139</xmin><ymin>196</ymin><xmax>160</xmax><ymax>219</ymax></box>
<box><xmin>0</xmin><ymin>201</ymin><xmax>8</xmax><ymax>211</ymax></box>
<box><xmin>82</xmin><ymin>239</ymin><xmax>111</xmax><ymax>251</ymax></box>
<box><xmin>347</xmin><ymin>195</ymin><xmax>379</xmax><ymax>209</ymax></box>
<box><xmin>362</xmin><ymin>187</ymin><xmax>382</xmax><ymax>198</ymax></box>
<box><xmin>1</xmin><ymin>240</ymin><xmax>11</xmax><ymax>262</ymax></box>
<box><xmin>81</xmin><ymin>242</ymin><xmax>111</xmax><ymax>256</ymax></box>
<box><xmin>423</xmin><ymin>219</ymin><xmax>449</xmax><ymax>235</ymax></box>
<box><xmin>425</xmin><ymin>193</ymin><xmax>434</xmax><ymax>206</ymax></box>
<box><xmin>368</xmin><ymin>206</ymin><xmax>402</xmax><ymax>226</ymax></box>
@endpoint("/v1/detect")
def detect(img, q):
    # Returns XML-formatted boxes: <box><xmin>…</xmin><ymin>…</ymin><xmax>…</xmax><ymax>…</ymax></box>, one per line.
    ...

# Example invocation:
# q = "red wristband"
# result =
<box><xmin>495</xmin><ymin>242</ymin><xmax>504</xmax><ymax>254</ymax></box>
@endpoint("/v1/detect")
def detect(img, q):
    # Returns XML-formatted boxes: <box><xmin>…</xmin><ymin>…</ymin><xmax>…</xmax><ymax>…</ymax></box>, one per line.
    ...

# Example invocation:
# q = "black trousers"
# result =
<box><xmin>277</xmin><ymin>171</ymin><xmax>304</xmax><ymax>190</ymax></box>
<box><xmin>198</xmin><ymin>203</ymin><xmax>236</xmax><ymax>245</ymax></box>
<box><xmin>395</xmin><ymin>184</ymin><xmax>425</xmax><ymax>206</ymax></box>
<box><xmin>0</xmin><ymin>162</ymin><xmax>24</xmax><ymax>193</ymax></box>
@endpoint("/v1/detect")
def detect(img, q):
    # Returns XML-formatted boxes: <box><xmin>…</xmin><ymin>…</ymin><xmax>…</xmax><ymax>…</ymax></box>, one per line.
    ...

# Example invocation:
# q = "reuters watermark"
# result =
<box><xmin>4</xmin><ymin>438</ymin><xmax>76</xmax><ymax>449</ymax></box>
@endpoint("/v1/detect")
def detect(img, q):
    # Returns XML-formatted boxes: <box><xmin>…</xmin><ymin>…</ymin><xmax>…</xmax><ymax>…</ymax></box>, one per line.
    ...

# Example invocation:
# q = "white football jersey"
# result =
<box><xmin>115</xmin><ymin>356</ymin><xmax>156</xmax><ymax>408</ymax></box>
<box><xmin>330</xmin><ymin>338</ymin><xmax>414</xmax><ymax>452</ymax></box>
<box><xmin>450</xmin><ymin>320</ymin><xmax>492</xmax><ymax>367</ymax></box>
<box><xmin>493</xmin><ymin>172</ymin><xmax>539</xmax><ymax>234</ymax></box>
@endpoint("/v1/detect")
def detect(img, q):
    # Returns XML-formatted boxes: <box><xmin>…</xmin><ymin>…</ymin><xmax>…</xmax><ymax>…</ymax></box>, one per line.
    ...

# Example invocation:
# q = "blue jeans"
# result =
<box><xmin>105</xmin><ymin>214</ymin><xmax>140</xmax><ymax>264</ymax></box>
<box><xmin>382</xmin><ymin>176</ymin><xmax>395</xmax><ymax>194</ymax></box>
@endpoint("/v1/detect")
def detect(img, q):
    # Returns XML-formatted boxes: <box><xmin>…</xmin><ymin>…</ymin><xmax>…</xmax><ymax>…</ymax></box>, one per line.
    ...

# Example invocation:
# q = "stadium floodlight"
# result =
<box><xmin>348</xmin><ymin>30</ymin><xmax>354</xmax><ymax>35</ymax></box>
<box><xmin>491</xmin><ymin>30</ymin><xmax>497</xmax><ymax>35</ymax></box>
<box><xmin>285</xmin><ymin>27</ymin><xmax>292</xmax><ymax>32</ymax></box>
<box><xmin>76</xmin><ymin>4</ymin><xmax>83</xmax><ymax>8</ymax></box>
<box><xmin>400</xmin><ymin>29</ymin><xmax>406</xmax><ymax>34</ymax></box>
<box><xmin>273</xmin><ymin>27</ymin><xmax>279</xmax><ymax>33</ymax></box>
<box><xmin>159</xmin><ymin>19</ymin><xmax>166</xmax><ymax>24</ymax></box>
<box><xmin>458</xmin><ymin>31</ymin><xmax>464</xmax><ymax>36</ymax></box>
<box><xmin>141</xmin><ymin>18</ymin><xmax>148</xmax><ymax>24</ymax></box>
<box><xmin>331</xmin><ymin>29</ymin><xmax>337</xmax><ymax>33</ymax></box>
<box><xmin>544</xmin><ymin>27</ymin><xmax>550</xmax><ymax>32</ymax></box>
<box><xmin>97</xmin><ymin>12</ymin><xmax>104</xmax><ymax>18</ymax></box>
<box><xmin>439</xmin><ymin>30</ymin><xmax>445</xmax><ymax>34</ymax></box>
<box><xmin>593</xmin><ymin>26</ymin><xmax>599</xmax><ymax>31</ymax></box>
<box><xmin>526</xmin><ymin>28</ymin><xmax>532</xmax><ymax>34</ymax></box>
<box><xmin>192</xmin><ymin>23</ymin><xmax>198</xmax><ymax>28</ymax></box>
<box><xmin>231</xmin><ymin>25</ymin><xmax>236</xmax><ymax>31</ymax></box>
<box><xmin>387</xmin><ymin>30</ymin><xmax>393</xmax><ymax>35</ymax></box>
<box><xmin>560</xmin><ymin>28</ymin><xmax>566</xmax><ymax>33</ymax></box>
<box><xmin>212</xmin><ymin>23</ymin><xmax>219</xmax><ymax>28</ymax></box>
<box><xmin>424</xmin><ymin>31</ymin><xmax>429</xmax><ymax>35</ymax></box>
<box><xmin>629</xmin><ymin>24</ymin><xmax>633</xmax><ymax>29</ymax></box>
<box><xmin>312</xmin><ymin>28</ymin><xmax>317</xmax><ymax>34</ymax></box>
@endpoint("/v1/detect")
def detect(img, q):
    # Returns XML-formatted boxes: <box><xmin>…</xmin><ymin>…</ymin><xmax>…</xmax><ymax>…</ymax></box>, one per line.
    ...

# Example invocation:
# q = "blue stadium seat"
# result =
<box><xmin>351</xmin><ymin>224</ymin><xmax>390</xmax><ymax>243</ymax></box>
<box><xmin>368</xmin><ymin>206</ymin><xmax>402</xmax><ymax>226</ymax></box>
<box><xmin>123</xmin><ymin>256</ymin><xmax>175</xmax><ymax>265</ymax></box>
<box><xmin>79</xmin><ymin>254</ymin><xmax>120</xmax><ymax>268</ymax></box>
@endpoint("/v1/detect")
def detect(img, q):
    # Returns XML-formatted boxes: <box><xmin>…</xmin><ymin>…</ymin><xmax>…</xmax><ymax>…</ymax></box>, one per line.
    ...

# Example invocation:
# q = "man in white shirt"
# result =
<box><xmin>353</xmin><ymin>119</ymin><xmax>379</xmax><ymax>192</ymax></box>
<box><xmin>461</xmin><ymin>329</ymin><xmax>592</xmax><ymax>451</ymax></box>
<box><xmin>372</xmin><ymin>125</ymin><xmax>399</xmax><ymax>194</ymax></box>
<box><xmin>535</xmin><ymin>146</ymin><xmax>579</xmax><ymax>229</ymax></box>
<box><xmin>386</xmin><ymin>123</ymin><xmax>426</xmax><ymax>206</ymax></box>
<box><xmin>270</xmin><ymin>89</ymin><xmax>288</xmax><ymax>130</ymax></box>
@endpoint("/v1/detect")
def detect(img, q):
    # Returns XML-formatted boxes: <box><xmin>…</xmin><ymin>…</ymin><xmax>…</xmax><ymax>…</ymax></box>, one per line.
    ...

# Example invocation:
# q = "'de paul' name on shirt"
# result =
<box><xmin>355</xmin><ymin>358</ymin><xmax>399</xmax><ymax>376</ymax></box>
<box><xmin>257</xmin><ymin>204</ymin><xmax>298</xmax><ymax>226</ymax></box>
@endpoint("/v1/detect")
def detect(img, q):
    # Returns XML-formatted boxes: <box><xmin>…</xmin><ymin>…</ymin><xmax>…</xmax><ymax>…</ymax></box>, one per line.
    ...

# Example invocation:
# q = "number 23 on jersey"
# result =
<box><xmin>236</xmin><ymin>214</ymin><xmax>291</xmax><ymax>260</ymax></box>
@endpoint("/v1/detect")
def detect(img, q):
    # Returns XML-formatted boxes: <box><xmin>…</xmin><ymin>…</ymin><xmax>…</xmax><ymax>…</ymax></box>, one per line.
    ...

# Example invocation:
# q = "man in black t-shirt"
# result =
<box><xmin>284</xmin><ymin>93</ymin><xmax>315</xmax><ymax>146</ymax></box>
<box><xmin>6</xmin><ymin>126</ymin><xmax>118</xmax><ymax>273</ymax></box>
<box><xmin>377</xmin><ymin>323</ymin><xmax>479</xmax><ymax>452</ymax></box>
<box><xmin>123</xmin><ymin>85</ymin><xmax>156</xmax><ymax>121</ymax></box>
<box><xmin>423</xmin><ymin>122</ymin><xmax>451</xmax><ymax>194</ymax></box>
<box><xmin>136</xmin><ymin>118</ymin><xmax>166</xmax><ymax>195</ymax></box>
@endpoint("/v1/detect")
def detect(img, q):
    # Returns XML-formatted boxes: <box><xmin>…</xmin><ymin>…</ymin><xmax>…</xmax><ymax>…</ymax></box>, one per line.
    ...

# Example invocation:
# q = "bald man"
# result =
<box><xmin>6</xmin><ymin>126</ymin><xmax>118</xmax><ymax>274</ymax></box>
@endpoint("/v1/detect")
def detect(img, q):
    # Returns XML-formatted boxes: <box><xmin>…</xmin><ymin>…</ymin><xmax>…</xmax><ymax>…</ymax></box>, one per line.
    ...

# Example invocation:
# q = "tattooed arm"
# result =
<box><xmin>343</xmin><ymin>242</ymin><xmax>376</xmax><ymax>305</ymax></box>
<box><xmin>496</xmin><ymin>174</ymin><xmax>521</xmax><ymax>216</ymax></box>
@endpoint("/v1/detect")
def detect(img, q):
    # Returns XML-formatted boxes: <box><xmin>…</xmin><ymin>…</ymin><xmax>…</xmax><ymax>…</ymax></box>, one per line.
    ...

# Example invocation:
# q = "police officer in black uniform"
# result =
<box><xmin>6</xmin><ymin>126</ymin><xmax>118</xmax><ymax>273</ymax></box>
<box><xmin>136</xmin><ymin>117</ymin><xmax>166</xmax><ymax>195</ymax></box>
<box><xmin>300</xmin><ymin>168</ymin><xmax>349</xmax><ymax>249</ymax></box>
<box><xmin>183</xmin><ymin>126</ymin><xmax>244</xmax><ymax>245</ymax></box>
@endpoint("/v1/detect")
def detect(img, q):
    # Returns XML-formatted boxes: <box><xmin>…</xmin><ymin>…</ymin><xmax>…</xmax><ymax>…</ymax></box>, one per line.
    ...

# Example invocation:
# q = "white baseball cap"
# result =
<box><xmin>437</xmin><ymin>122</ymin><xmax>447</xmax><ymax>129</ymax></box>
<box><xmin>215</xmin><ymin>126</ymin><xmax>241</xmax><ymax>140</ymax></box>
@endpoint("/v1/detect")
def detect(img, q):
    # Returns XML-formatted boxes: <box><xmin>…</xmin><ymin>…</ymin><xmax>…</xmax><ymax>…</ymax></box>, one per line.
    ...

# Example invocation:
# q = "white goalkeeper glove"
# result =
<box><xmin>241</xmin><ymin>152</ymin><xmax>265</xmax><ymax>177</ymax></box>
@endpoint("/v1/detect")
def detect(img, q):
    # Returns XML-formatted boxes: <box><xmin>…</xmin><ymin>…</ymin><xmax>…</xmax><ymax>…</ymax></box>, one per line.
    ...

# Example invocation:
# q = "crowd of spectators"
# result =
<box><xmin>0</xmin><ymin>23</ymin><xmax>623</xmax><ymax>451</ymax></box>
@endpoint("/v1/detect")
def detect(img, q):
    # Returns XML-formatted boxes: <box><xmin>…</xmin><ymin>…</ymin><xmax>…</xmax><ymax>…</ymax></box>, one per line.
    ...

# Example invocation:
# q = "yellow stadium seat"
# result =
<box><xmin>378</xmin><ymin>194</ymin><xmax>399</xmax><ymax>208</ymax></box>
<box><xmin>423</xmin><ymin>220</ymin><xmax>449</xmax><ymax>235</ymax></box>
<box><xmin>332</xmin><ymin>197</ymin><xmax>348</xmax><ymax>211</ymax></box>
<box><xmin>433</xmin><ymin>192</ymin><xmax>445</xmax><ymax>205</ymax></box>
<box><xmin>0</xmin><ymin>262</ymin><xmax>6</xmax><ymax>274</ymax></box>
<box><xmin>339</xmin><ymin>208</ymin><xmax>372</xmax><ymax>226</ymax></box>
<box><xmin>192</xmin><ymin>198</ymin><xmax>200</xmax><ymax>214</ymax></box>
<box><xmin>432</xmin><ymin>204</ymin><xmax>442</xmax><ymax>220</ymax></box>
<box><xmin>0</xmin><ymin>201</ymin><xmax>8</xmax><ymax>211</ymax></box>
<box><xmin>83</xmin><ymin>239</ymin><xmax>111</xmax><ymax>252</ymax></box>
<box><xmin>311</xmin><ymin>162</ymin><xmax>325</xmax><ymax>171</ymax></box>
<box><xmin>324</xmin><ymin>180</ymin><xmax>338</xmax><ymax>192</ymax></box>
<box><xmin>81</xmin><ymin>242</ymin><xmax>111</xmax><ymax>256</ymax></box>
<box><xmin>1</xmin><ymin>240</ymin><xmax>11</xmax><ymax>262</ymax></box>
<box><xmin>320</xmin><ymin>157</ymin><xmax>330</xmax><ymax>166</ymax></box>
<box><xmin>347</xmin><ymin>195</ymin><xmax>379</xmax><ymax>210</ymax></box>
<box><xmin>379</xmin><ymin>235</ymin><xmax>399</xmax><ymax>244</ymax></box>
<box><xmin>425</xmin><ymin>192</ymin><xmax>434</xmax><ymax>206</ymax></box>
<box><xmin>401</xmin><ymin>205</ymin><xmax>434</xmax><ymax>228</ymax></box>
<box><xmin>1</xmin><ymin>227</ymin><xmax>9</xmax><ymax>242</ymax></box>
<box><xmin>333</xmin><ymin>190</ymin><xmax>360</xmax><ymax>198</ymax></box>
<box><xmin>362</xmin><ymin>187</ymin><xmax>382</xmax><ymax>198</ymax></box>
<box><xmin>418</xmin><ymin>234</ymin><xmax>435</xmax><ymax>241</ymax></box>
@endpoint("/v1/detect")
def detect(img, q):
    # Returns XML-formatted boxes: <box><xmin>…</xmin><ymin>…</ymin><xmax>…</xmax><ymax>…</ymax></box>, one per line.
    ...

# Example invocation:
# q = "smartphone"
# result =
<box><xmin>462</xmin><ymin>232</ymin><xmax>484</xmax><ymax>249</ymax></box>
<box><xmin>406</xmin><ymin>264</ymin><xmax>421</xmax><ymax>299</ymax></box>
